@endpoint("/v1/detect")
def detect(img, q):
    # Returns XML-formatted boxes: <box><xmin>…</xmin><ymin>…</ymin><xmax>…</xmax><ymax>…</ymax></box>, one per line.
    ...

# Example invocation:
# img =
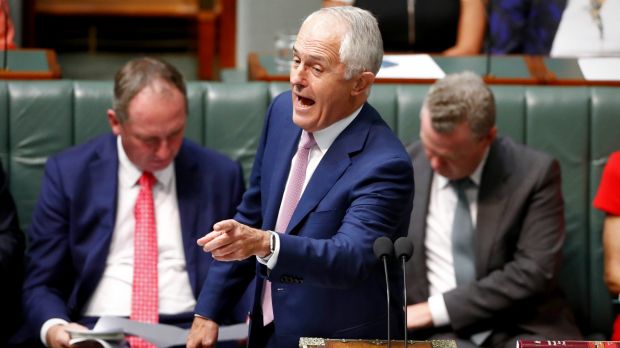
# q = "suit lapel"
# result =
<box><xmin>409</xmin><ymin>144</ymin><xmax>433</xmax><ymax>298</ymax></box>
<box><xmin>476</xmin><ymin>139</ymin><xmax>511</xmax><ymax>275</ymax></box>
<box><xmin>264</xmin><ymin>126</ymin><xmax>300</xmax><ymax>230</ymax></box>
<box><xmin>285</xmin><ymin>106</ymin><xmax>370</xmax><ymax>234</ymax></box>
<box><xmin>80</xmin><ymin>134</ymin><xmax>119</xmax><ymax>304</ymax></box>
<box><xmin>88</xmin><ymin>135</ymin><xmax>119</xmax><ymax>256</ymax></box>
<box><xmin>174</xmin><ymin>142</ymin><xmax>201</xmax><ymax>293</ymax></box>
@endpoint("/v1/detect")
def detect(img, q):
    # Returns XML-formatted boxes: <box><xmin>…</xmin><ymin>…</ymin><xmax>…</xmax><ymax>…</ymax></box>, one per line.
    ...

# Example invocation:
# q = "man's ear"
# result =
<box><xmin>107</xmin><ymin>109</ymin><xmax>122</xmax><ymax>135</ymax></box>
<box><xmin>351</xmin><ymin>71</ymin><xmax>375</xmax><ymax>96</ymax></box>
<box><xmin>484</xmin><ymin>126</ymin><xmax>498</xmax><ymax>145</ymax></box>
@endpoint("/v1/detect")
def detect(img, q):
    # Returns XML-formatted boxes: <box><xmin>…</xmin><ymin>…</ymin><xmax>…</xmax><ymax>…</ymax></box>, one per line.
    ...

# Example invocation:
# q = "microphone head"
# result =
<box><xmin>394</xmin><ymin>237</ymin><xmax>414</xmax><ymax>261</ymax></box>
<box><xmin>373</xmin><ymin>236</ymin><xmax>394</xmax><ymax>260</ymax></box>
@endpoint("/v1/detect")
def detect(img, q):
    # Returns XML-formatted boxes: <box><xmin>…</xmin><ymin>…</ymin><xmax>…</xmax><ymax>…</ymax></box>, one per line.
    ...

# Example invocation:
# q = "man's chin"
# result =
<box><xmin>292</xmin><ymin>113</ymin><xmax>315</xmax><ymax>131</ymax></box>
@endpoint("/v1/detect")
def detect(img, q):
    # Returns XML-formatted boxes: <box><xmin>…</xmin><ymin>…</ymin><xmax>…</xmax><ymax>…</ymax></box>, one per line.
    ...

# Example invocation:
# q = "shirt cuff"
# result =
<box><xmin>41</xmin><ymin>318</ymin><xmax>69</xmax><ymax>347</ymax></box>
<box><xmin>428</xmin><ymin>294</ymin><xmax>451</xmax><ymax>327</ymax></box>
<box><xmin>256</xmin><ymin>231</ymin><xmax>280</xmax><ymax>270</ymax></box>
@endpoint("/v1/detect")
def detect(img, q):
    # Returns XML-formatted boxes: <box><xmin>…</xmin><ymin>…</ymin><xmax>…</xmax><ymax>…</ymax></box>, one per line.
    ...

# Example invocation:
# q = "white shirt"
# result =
<box><xmin>426</xmin><ymin>150</ymin><xmax>489</xmax><ymax>326</ymax></box>
<box><xmin>551</xmin><ymin>0</ymin><xmax>620</xmax><ymax>57</ymax></box>
<box><xmin>258</xmin><ymin>106</ymin><xmax>362</xmax><ymax>269</ymax></box>
<box><xmin>41</xmin><ymin>136</ymin><xmax>195</xmax><ymax>345</ymax></box>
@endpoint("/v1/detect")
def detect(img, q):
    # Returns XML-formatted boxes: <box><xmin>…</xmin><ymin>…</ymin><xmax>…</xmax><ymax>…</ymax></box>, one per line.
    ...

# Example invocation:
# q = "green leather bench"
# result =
<box><xmin>1</xmin><ymin>81</ymin><xmax>619</xmax><ymax>338</ymax></box>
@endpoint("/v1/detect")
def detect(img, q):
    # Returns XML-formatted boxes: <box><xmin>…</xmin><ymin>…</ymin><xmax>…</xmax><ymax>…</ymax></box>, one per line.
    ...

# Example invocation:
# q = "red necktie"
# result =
<box><xmin>262</xmin><ymin>131</ymin><xmax>315</xmax><ymax>325</ymax></box>
<box><xmin>129</xmin><ymin>172</ymin><xmax>158</xmax><ymax>348</ymax></box>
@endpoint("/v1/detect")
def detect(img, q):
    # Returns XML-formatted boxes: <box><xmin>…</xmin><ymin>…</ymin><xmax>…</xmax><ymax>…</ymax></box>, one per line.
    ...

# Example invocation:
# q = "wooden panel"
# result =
<box><xmin>218</xmin><ymin>0</ymin><xmax>236</xmax><ymax>68</ymax></box>
<box><xmin>33</xmin><ymin>0</ymin><xmax>222</xmax><ymax>80</ymax></box>
<box><xmin>35</xmin><ymin>0</ymin><xmax>199</xmax><ymax>16</ymax></box>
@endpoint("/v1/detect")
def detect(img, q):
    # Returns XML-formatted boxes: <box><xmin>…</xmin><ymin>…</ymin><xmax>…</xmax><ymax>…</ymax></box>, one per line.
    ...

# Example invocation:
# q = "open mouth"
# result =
<box><xmin>296</xmin><ymin>94</ymin><xmax>316</xmax><ymax>107</ymax></box>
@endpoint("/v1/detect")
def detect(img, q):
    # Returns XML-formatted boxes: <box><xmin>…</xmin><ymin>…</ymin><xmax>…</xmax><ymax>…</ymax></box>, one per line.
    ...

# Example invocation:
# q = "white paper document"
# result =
<box><xmin>578</xmin><ymin>57</ymin><xmax>620</xmax><ymax>81</ymax></box>
<box><xmin>67</xmin><ymin>316</ymin><xmax>249</xmax><ymax>348</ymax></box>
<box><xmin>377</xmin><ymin>54</ymin><xmax>446</xmax><ymax>79</ymax></box>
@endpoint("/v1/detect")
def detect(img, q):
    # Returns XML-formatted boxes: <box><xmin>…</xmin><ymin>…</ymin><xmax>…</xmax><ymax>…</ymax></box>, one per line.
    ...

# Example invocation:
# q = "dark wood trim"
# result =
<box><xmin>218</xmin><ymin>0</ymin><xmax>236</xmax><ymax>68</ymax></box>
<box><xmin>197</xmin><ymin>10</ymin><xmax>216</xmax><ymax>80</ymax></box>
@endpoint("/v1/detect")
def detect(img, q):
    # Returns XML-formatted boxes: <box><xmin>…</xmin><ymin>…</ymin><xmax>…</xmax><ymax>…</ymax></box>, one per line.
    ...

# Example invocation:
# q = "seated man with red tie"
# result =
<box><xmin>16</xmin><ymin>57</ymin><xmax>246</xmax><ymax>348</ymax></box>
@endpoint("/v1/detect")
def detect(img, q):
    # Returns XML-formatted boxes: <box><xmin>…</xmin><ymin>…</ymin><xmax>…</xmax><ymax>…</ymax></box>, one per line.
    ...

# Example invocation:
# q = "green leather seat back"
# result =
<box><xmin>204</xmin><ymin>82</ymin><xmax>270</xmax><ymax>180</ymax></box>
<box><xmin>74</xmin><ymin>81</ymin><xmax>113</xmax><ymax>145</ymax></box>
<box><xmin>526</xmin><ymin>86</ymin><xmax>593</xmax><ymax>332</ymax></box>
<box><xmin>8</xmin><ymin>81</ymin><xmax>74</xmax><ymax>234</ymax></box>
<box><xmin>590</xmin><ymin>87</ymin><xmax>620</xmax><ymax>335</ymax></box>
<box><xmin>367</xmin><ymin>85</ymin><xmax>398</xmax><ymax>132</ymax></box>
<box><xmin>492</xmin><ymin>86</ymin><xmax>526</xmax><ymax>143</ymax></box>
<box><xmin>185</xmin><ymin>82</ymin><xmax>206</xmax><ymax>145</ymax></box>
<box><xmin>269</xmin><ymin>82</ymin><xmax>290</xmax><ymax>100</ymax></box>
<box><xmin>395</xmin><ymin>85</ymin><xmax>428</xmax><ymax>143</ymax></box>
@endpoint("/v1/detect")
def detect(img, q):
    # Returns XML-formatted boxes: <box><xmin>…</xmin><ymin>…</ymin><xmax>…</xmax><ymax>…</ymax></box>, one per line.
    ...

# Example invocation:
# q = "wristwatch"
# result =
<box><xmin>269</xmin><ymin>231</ymin><xmax>276</xmax><ymax>255</ymax></box>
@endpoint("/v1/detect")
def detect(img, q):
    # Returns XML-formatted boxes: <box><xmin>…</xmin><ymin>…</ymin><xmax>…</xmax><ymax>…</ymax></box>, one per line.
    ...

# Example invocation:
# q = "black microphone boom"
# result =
<box><xmin>394</xmin><ymin>237</ymin><xmax>414</xmax><ymax>348</ymax></box>
<box><xmin>373</xmin><ymin>236</ymin><xmax>394</xmax><ymax>348</ymax></box>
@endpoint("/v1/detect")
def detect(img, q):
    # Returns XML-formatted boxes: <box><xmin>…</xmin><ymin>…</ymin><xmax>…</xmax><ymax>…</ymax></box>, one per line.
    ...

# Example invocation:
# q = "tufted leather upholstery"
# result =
<box><xmin>1</xmin><ymin>81</ymin><xmax>618</xmax><ymax>338</ymax></box>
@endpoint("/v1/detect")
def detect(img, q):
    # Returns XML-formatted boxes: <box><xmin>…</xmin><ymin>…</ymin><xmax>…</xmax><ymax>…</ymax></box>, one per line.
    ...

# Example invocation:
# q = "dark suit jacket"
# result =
<box><xmin>19</xmin><ymin>133</ymin><xmax>245</xmax><ymax>344</ymax></box>
<box><xmin>0</xmin><ymin>161</ymin><xmax>24</xmax><ymax>346</ymax></box>
<box><xmin>406</xmin><ymin>136</ymin><xmax>581</xmax><ymax>340</ymax></box>
<box><xmin>195</xmin><ymin>91</ymin><xmax>415</xmax><ymax>347</ymax></box>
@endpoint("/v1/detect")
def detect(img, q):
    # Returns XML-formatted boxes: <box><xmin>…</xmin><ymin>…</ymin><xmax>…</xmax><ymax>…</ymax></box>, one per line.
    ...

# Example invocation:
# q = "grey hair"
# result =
<box><xmin>423</xmin><ymin>71</ymin><xmax>496</xmax><ymax>139</ymax></box>
<box><xmin>304</xmin><ymin>6</ymin><xmax>383</xmax><ymax>79</ymax></box>
<box><xmin>112</xmin><ymin>57</ymin><xmax>187</xmax><ymax>123</ymax></box>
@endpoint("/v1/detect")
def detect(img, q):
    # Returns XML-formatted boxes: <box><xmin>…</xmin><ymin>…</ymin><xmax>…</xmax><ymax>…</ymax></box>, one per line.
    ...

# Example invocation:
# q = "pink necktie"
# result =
<box><xmin>262</xmin><ymin>131</ymin><xmax>316</xmax><ymax>325</ymax></box>
<box><xmin>129</xmin><ymin>172</ymin><xmax>158</xmax><ymax>348</ymax></box>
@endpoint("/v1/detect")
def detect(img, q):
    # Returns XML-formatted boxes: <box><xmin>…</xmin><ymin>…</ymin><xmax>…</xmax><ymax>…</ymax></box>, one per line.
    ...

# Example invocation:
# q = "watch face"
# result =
<box><xmin>270</xmin><ymin>233</ymin><xmax>277</xmax><ymax>253</ymax></box>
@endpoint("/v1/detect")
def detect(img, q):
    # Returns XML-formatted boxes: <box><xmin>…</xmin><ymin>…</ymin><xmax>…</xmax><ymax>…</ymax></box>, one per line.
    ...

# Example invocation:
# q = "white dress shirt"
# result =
<box><xmin>41</xmin><ymin>136</ymin><xmax>195</xmax><ymax>345</ymax></box>
<box><xmin>425</xmin><ymin>150</ymin><xmax>488</xmax><ymax>326</ymax></box>
<box><xmin>258</xmin><ymin>106</ymin><xmax>362</xmax><ymax>269</ymax></box>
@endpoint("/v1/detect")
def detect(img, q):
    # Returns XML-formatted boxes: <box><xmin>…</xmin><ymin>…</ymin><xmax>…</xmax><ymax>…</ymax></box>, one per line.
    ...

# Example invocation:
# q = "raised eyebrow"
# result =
<box><xmin>292</xmin><ymin>47</ymin><xmax>327</xmax><ymax>65</ymax></box>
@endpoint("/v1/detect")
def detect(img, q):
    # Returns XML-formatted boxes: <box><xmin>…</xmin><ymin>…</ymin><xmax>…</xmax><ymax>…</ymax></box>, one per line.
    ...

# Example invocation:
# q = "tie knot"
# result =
<box><xmin>139</xmin><ymin>171</ymin><xmax>156</xmax><ymax>188</ymax></box>
<box><xmin>299</xmin><ymin>131</ymin><xmax>316</xmax><ymax>150</ymax></box>
<box><xmin>450</xmin><ymin>177</ymin><xmax>475</xmax><ymax>192</ymax></box>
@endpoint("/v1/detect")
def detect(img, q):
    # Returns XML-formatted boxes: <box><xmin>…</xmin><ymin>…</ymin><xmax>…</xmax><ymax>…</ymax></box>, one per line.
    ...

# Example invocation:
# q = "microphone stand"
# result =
<box><xmin>401</xmin><ymin>255</ymin><xmax>407</xmax><ymax>348</ymax></box>
<box><xmin>394</xmin><ymin>237</ymin><xmax>414</xmax><ymax>348</ymax></box>
<box><xmin>382</xmin><ymin>256</ymin><xmax>392</xmax><ymax>348</ymax></box>
<box><xmin>373</xmin><ymin>236</ymin><xmax>395</xmax><ymax>348</ymax></box>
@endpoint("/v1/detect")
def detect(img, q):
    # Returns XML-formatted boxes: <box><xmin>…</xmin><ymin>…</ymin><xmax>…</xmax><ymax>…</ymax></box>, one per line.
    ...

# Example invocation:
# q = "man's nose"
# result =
<box><xmin>290</xmin><ymin>64</ymin><xmax>306</xmax><ymax>86</ymax></box>
<box><xmin>155</xmin><ymin>140</ymin><xmax>171</xmax><ymax>159</ymax></box>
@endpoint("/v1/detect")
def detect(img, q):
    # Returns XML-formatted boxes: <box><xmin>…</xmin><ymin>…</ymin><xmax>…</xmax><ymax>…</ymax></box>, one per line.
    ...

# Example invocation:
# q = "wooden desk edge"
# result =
<box><xmin>46</xmin><ymin>49</ymin><xmax>62</xmax><ymax>78</ymax></box>
<box><xmin>248</xmin><ymin>52</ymin><xmax>289</xmax><ymax>82</ymax></box>
<box><xmin>0</xmin><ymin>49</ymin><xmax>61</xmax><ymax>79</ymax></box>
<box><xmin>298</xmin><ymin>338</ymin><xmax>456</xmax><ymax>348</ymax></box>
<box><xmin>248</xmin><ymin>53</ymin><xmax>620</xmax><ymax>86</ymax></box>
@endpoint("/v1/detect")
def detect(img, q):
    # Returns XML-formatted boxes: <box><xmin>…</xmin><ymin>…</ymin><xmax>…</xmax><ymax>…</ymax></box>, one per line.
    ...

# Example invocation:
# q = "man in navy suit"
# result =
<box><xmin>187</xmin><ymin>6</ymin><xmax>414</xmax><ymax>348</ymax></box>
<box><xmin>19</xmin><ymin>57</ymin><xmax>246</xmax><ymax>348</ymax></box>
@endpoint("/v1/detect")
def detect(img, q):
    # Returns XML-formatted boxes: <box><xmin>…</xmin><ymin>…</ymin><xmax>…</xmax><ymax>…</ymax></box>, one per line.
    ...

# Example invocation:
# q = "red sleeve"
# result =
<box><xmin>594</xmin><ymin>151</ymin><xmax>620</xmax><ymax>216</ymax></box>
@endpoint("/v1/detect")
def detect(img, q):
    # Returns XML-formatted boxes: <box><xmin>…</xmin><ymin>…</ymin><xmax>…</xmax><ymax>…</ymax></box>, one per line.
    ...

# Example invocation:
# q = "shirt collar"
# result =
<box><xmin>312</xmin><ymin>105</ymin><xmax>363</xmax><ymax>154</ymax></box>
<box><xmin>436</xmin><ymin>147</ymin><xmax>490</xmax><ymax>190</ymax></box>
<box><xmin>116</xmin><ymin>136</ymin><xmax>174</xmax><ymax>189</ymax></box>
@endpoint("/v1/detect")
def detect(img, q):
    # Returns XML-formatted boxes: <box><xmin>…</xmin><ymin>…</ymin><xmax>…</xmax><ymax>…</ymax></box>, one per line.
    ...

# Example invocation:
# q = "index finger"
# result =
<box><xmin>197</xmin><ymin>230</ymin><xmax>222</xmax><ymax>247</ymax></box>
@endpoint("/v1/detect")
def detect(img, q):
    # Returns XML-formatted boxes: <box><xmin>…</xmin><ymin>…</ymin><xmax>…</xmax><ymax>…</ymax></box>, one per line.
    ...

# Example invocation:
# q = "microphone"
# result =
<box><xmin>394</xmin><ymin>237</ymin><xmax>414</xmax><ymax>348</ymax></box>
<box><xmin>373</xmin><ymin>236</ymin><xmax>394</xmax><ymax>348</ymax></box>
